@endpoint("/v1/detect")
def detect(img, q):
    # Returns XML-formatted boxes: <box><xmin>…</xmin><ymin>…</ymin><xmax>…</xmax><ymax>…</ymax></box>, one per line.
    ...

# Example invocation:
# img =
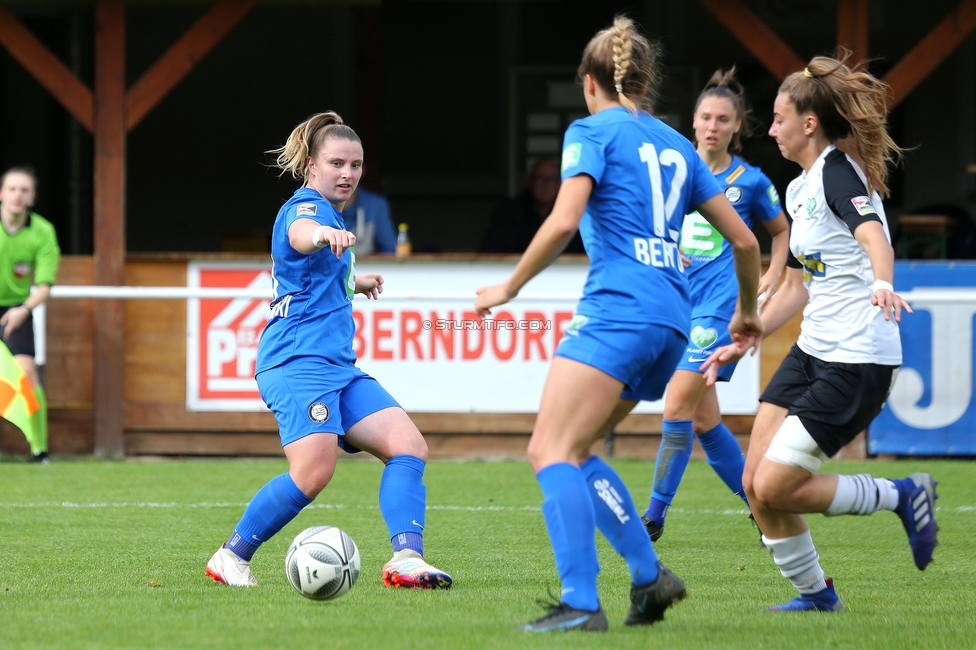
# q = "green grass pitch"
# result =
<box><xmin>1</xmin><ymin>456</ymin><xmax>974</xmax><ymax>649</ymax></box>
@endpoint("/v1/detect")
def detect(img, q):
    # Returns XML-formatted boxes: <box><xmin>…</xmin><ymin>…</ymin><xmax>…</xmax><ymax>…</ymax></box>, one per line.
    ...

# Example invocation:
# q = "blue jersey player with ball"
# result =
<box><xmin>475</xmin><ymin>16</ymin><xmax>762</xmax><ymax>632</ymax></box>
<box><xmin>206</xmin><ymin>112</ymin><xmax>452</xmax><ymax>591</ymax></box>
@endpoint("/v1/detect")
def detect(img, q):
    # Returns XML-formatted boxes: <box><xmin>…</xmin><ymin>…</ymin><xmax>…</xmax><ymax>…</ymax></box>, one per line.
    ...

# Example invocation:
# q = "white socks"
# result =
<box><xmin>763</xmin><ymin>530</ymin><xmax>826</xmax><ymax>594</ymax></box>
<box><xmin>826</xmin><ymin>474</ymin><xmax>899</xmax><ymax>516</ymax></box>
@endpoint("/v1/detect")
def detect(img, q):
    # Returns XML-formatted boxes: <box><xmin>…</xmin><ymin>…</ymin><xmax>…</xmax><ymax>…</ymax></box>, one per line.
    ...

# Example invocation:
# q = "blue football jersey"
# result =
<box><xmin>257</xmin><ymin>188</ymin><xmax>358</xmax><ymax>372</ymax></box>
<box><xmin>679</xmin><ymin>156</ymin><xmax>781</xmax><ymax>318</ymax></box>
<box><xmin>562</xmin><ymin>107</ymin><xmax>722</xmax><ymax>332</ymax></box>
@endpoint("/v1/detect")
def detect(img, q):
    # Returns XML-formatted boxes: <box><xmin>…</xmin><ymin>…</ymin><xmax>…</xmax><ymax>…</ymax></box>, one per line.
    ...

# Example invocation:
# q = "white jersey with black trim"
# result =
<box><xmin>784</xmin><ymin>145</ymin><xmax>901</xmax><ymax>365</ymax></box>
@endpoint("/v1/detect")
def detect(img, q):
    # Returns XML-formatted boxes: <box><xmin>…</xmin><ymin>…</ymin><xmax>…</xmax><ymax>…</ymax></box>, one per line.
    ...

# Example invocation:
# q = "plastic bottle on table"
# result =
<box><xmin>396</xmin><ymin>223</ymin><xmax>412</xmax><ymax>258</ymax></box>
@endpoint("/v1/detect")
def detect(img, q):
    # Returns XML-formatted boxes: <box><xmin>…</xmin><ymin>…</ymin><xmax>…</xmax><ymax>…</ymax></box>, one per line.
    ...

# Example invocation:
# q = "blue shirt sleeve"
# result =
<box><xmin>688</xmin><ymin>154</ymin><xmax>723</xmax><ymax>208</ymax></box>
<box><xmin>561</xmin><ymin>121</ymin><xmax>605</xmax><ymax>183</ymax></box>
<box><xmin>751</xmin><ymin>170</ymin><xmax>782</xmax><ymax>222</ymax></box>
<box><xmin>284</xmin><ymin>197</ymin><xmax>338</xmax><ymax>230</ymax></box>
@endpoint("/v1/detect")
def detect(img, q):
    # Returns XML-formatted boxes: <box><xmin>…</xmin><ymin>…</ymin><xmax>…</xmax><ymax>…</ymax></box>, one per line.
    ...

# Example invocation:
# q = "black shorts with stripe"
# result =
<box><xmin>759</xmin><ymin>344</ymin><xmax>898</xmax><ymax>457</ymax></box>
<box><xmin>0</xmin><ymin>306</ymin><xmax>36</xmax><ymax>357</ymax></box>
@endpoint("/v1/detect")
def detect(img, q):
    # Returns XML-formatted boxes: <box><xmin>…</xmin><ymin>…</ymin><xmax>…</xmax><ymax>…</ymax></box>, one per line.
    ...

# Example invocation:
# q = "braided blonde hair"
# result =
<box><xmin>578</xmin><ymin>15</ymin><xmax>660</xmax><ymax>116</ymax></box>
<box><xmin>270</xmin><ymin>112</ymin><xmax>361</xmax><ymax>184</ymax></box>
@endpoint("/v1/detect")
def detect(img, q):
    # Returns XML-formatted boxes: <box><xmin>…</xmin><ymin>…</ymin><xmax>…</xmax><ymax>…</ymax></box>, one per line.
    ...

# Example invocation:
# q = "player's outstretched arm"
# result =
<box><xmin>853</xmin><ymin>220</ymin><xmax>913</xmax><ymax>322</ymax></box>
<box><xmin>355</xmin><ymin>273</ymin><xmax>384</xmax><ymax>300</ymax></box>
<box><xmin>288</xmin><ymin>218</ymin><xmax>357</xmax><ymax>258</ymax></box>
<box><xmin>696</xmin><ymin>193</ymin><xmax>763</xmax><ymax>341</ymax></box>
<box><xmin>758</xmin><ymin>210</ymin><xmax>790</xmax><ymax>310</ymax></box>
<box><xmin>475</xmin><ymin>174</ymin><xmax>591</xmax><ymax>317</ymax></box>
<box><xmin>700</xmin><ymin>266</ymin><xmax>808</xmax><ymax>386</ymax></box>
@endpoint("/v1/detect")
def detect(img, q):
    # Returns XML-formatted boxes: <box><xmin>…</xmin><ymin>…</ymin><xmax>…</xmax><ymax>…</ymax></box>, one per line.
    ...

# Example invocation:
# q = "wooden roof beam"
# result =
<box><xmin>884</xmin><ymin>0</ymin><xmax>976</xmax><ymax>108</ymax></box>
<box><xmin>696</xmin><ymin>0</ymin><xmax>805</xmax><ymax>82</ymax></box>
<box><xmin>0</xmin><ymin>4</ymin><xmax>93</xmax><ymax>132</ymax></box>
<box><xmin>126</xmin><ymin>0</ymin><xmax>257</xmax><ymax>131</ymax></box>
<box><xmin>837</xmin><ymin>0</ymin><xmax>869</xmax><ymax>65</ymax></box>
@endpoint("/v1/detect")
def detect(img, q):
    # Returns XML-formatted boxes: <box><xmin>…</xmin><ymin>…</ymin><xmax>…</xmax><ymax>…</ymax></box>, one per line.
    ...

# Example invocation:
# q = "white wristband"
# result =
<box><xmin>872</xmin><ymin>280</ymin><xmax>893</xmax><ymax>293</ymax></box>
<box><xmin>312</xmin><ymin>226</ymin><xmax>328</xmax><ymax>249</ymax></box>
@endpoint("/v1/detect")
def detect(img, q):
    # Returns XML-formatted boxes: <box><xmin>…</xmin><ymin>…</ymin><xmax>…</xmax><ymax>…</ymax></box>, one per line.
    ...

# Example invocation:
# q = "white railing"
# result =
<box><xmin>46</xmin><ymin>285</ymin><xmax>580</xmax><ymax>301</ymax></box>
<box><xmin>32</xmin><ymin>285</ymin><xmax>581</xmax><ymax>366</ymax></box>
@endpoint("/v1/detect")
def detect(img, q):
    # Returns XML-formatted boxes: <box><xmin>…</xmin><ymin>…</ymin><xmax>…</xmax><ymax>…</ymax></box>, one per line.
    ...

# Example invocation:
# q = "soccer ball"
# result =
<box><xmin>285</xmin><ymin>526</ymin><xmax>361</xmax><ymax>600</ymax></box>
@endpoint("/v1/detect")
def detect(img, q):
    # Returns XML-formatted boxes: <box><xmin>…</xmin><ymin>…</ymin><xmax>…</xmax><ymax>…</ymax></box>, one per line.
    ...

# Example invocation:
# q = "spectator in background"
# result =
<box><xmin>479</xmin><ymin>157</ymin><xmax>585</xmax><ymax>254</ymax></box>
<box><xmin>340</xmin><ymin>184</ymin><xmax>397</xmax><ymax>255</ymax></box>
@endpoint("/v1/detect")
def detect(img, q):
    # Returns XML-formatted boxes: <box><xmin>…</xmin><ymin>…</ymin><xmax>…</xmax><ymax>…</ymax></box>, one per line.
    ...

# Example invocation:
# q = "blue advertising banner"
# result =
<box><xmin>871</xmin><ymin>261</ymin><xmax>976</xmax><ymax>455</ymax></box>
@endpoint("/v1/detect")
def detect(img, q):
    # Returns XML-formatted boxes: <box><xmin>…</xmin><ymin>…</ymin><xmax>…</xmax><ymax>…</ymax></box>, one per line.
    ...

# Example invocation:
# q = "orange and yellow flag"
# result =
<box><xmin>0</xmin><ymin>342</ymin><xmax>38</xmax><ymax>440</ymax></box>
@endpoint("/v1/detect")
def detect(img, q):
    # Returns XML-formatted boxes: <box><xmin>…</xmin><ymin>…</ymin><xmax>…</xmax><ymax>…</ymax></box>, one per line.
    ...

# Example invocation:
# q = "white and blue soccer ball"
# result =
<box><xmin>285</xmin><ymin>526</ymin><xmax>361</xmax><ymax>600</ymax></box>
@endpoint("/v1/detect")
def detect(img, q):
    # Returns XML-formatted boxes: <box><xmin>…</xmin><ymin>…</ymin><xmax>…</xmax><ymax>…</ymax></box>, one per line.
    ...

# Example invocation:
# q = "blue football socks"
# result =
<box><xmin>646</xmin><ymin>419</ymin><xmax>694</xmax><ymax>525</ymax></box>
<box><xmin>380</xmin><ymin>455</ymin><xmax>427</xmax><ymax>556</ymax></box>
<box><xmin>698</xmin><ymin>422</ymin><xmax>748</xmax><ymax>506</ymax></box>
<box><xmin>226</xmin><ymin>472</ymin><xmax>313</xmax><ymax>561</ymax></box>
<box><xmin>537</xmin><ymin>463</ymin><xmax>601</xmax><ymax>611</ymax></box>
<box><xmin>581</xmin><ymin>456</ymin><xmax>660</xmax><ymax>586</ymax></box>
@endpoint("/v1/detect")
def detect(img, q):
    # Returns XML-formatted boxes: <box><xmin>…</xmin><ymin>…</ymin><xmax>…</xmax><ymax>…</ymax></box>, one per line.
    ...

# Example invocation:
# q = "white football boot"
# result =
<box><xmin>381</xmin><ymin>549</ymin><xmax>452</xmax><ymax>589</ymax></box>
<box><xmin>206</xmin><ymin>547</ymin><xmax>258</xmax><ymax>587</ymax></box>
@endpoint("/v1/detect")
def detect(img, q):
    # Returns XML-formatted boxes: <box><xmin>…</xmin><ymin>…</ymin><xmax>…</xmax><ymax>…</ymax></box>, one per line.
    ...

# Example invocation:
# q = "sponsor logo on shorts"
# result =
<box><xmin>565</xmin><ymin>314</ymin><xmax>589</xmax><ymax>334</ymax></box>
<box><xmin>561</xmin><ymin>143</ymin><xmax>582</xmax><ymax>172</ymax></box>
<box><xmin>690</xmin><ymin>326</ymin><xmax>718</xmax><ymax>349</ymax></box>
<box><xmin>308</xmin><ymin>401</ymin><xmax>330</xmax><ymax>423</ymax></box>
<box><xmin>296</xmin><ymin>202</ymin><xmax>317</xmax><ymax>217</ymax></box>
<box><xmin>724</xmin><ymin>185</ymin><xmax>742</xmax><ymax>203</ymax></box>
<box><xmin>851</xmin><ymin>196</ymin><xmax>877</xmax><ymax>216</ymax></box>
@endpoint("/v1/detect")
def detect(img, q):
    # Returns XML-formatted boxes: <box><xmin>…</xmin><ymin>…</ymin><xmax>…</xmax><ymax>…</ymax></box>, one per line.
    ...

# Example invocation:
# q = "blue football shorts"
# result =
<box><xmin>554</xmin><ymin>315</ymin><xmax>687</xmax><ymax>402</ymax></box>
<box><xmin>256</xmin><ymin>357</ymin><xmax>400</xmax><ymax>451</ymax></box>
<box><xmin>673</xmin><ymin>314</ymin><xmax>737</xmax><ymax>382</ymax></box>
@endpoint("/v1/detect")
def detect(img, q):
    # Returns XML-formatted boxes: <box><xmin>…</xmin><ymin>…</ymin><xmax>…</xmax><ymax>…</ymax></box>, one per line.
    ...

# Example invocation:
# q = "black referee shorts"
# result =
<box><xmin>0</xmin><ymin>306</ymin><xmax>36</xmax><ymax>357</ymax></box>
<box><xmin>760</xmin><ymin>344</ymin><xmax>898</xmax><ymax>457</ymax></box>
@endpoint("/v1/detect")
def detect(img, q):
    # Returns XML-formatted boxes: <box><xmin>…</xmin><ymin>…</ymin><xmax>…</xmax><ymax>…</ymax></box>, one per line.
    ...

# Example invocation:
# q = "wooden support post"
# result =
<box><xmin>93</xmin><ymin>0</ymin><xmax>126</xmax><ymax>458</ymax></box>
<box><xmin>837</xmin><ymin>0</ymin><xmax>869</xmax><ymax>65</ymax></box>
<box><xmin>355</xmin><ymin>5</ymin><xmax>384</xmax><ymax>189</ymax></box>
<box><xmin>0</xmin><ymin>4</ymin><xmax>93</xmax><ymax>131</ymax></box>
<box><xmin>884</xmin><ymin>0</ymin><xmax>976</xmax><ymax>108</ymax></box>
<box><xmin>696</xmin><ymin>0</ymin><xmax>805</xmax><ymax>81</ymax></box>
<box><xmin>126</xmin><ymin>0</ymin><xmax>256</xmax><ymax>131</ymax></box>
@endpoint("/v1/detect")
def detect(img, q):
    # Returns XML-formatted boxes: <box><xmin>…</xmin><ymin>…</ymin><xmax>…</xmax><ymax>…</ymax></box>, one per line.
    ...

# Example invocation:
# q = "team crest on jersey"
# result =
<box><xmin>296</xmin><ymin>203</ymin><xmax>317</xmax><ymax>217</ymax></box>
<box><xmin>308</xmin><ymin>402</ymin><xmax>330</xmax><ymax>423</ymax></box>
<box><xmin>850</xmin><ymin>196</ymin><xmax>877</xmax><ymax>216</ymax></box>
<box><xmin>562</xmin><ymin>143</ymin><xmax>582</xmax><ymax>172</ymax></box>
<box><xmin>796</xmin><ymin>252</ymin><xmax>826</xmax><ymax>282</ymax></box>
<box><xmin>12</xmin><ymin>261</ymin><xmax>31</xmax><ymax>278</ymax></box>
<box><xmin>690</xmin><ymin>326</ymin><xmax>718</xmax><ymax>350</ymax></box>
<box><xmin>724</xmin><ymin>186</ymin><xmax>742</xmax><ymax>203</ymax></box>
<box><xmin>805</xmin><ymin>198</ymin><xmax>817</xmax><ymax>216</ymax></box>
<box><xmin>766</xmin><ymin>184</ymin><xmax>780</xmax><ymax>206</ymax></box>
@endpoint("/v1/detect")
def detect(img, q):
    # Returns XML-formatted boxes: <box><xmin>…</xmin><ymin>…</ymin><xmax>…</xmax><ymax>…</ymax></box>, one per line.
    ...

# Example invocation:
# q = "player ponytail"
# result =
<box><xmin>271</xmin><ymin>112</ymin><xmax>361</xmax><ymax>183</ymax></box>
<box><xmin>779</xmin><ymin>54</ymin><xmax>902</xmax><ymax>198</ymax></box>
<box><xmin>578</xmin><ymin>15</ymin><xmax>661</xmax><ymax>116</ymax></box>
<box><xmin>694</xmin><ymin>67</ymin><xmax>753</xmax><ymax>153</ymax></box>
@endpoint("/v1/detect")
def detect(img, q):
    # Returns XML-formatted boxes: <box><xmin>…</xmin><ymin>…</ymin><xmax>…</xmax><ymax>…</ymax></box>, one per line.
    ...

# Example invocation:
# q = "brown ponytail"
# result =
<box><xmin>779</xmin><ymin>55</ymin><xmax>902</xmax><ymax>197</ymax></box>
